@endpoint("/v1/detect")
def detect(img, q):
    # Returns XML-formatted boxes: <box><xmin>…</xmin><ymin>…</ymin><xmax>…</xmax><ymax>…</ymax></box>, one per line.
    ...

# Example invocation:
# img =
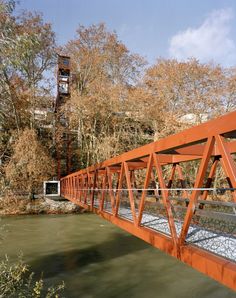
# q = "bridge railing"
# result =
<box><xmin>59</xmin><ymin>111</ymin><xmax>236</xmax><ymax>290</ymax></box>
<box><xmin>61</xmin><ymin>179</ymin><xmax>236</xmax><ymax>259</ymax></box>
<box><xmin>61</xmin><ymin>111</ymin><xmax>236</xmax><ymax>258</ymax></box>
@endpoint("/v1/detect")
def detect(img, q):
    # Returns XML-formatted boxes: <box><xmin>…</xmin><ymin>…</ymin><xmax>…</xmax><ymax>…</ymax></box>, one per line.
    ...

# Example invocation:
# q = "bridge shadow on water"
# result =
<box><xmin>29</xmin><ymin>232</ymin><xmax>149</xmax><ymax>279</ymax></box>
<box><xmin>28</xmin><ymin>231</ymin><xmax>235</xmax><ymax>298</ymax></box>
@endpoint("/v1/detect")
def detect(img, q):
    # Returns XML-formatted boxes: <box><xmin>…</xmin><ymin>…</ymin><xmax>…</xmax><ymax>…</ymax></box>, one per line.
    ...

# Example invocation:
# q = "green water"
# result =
<box><xmin>0</xmin><ymin>214</ymin><xmax>235</xmax><ymax>298</ymax></box>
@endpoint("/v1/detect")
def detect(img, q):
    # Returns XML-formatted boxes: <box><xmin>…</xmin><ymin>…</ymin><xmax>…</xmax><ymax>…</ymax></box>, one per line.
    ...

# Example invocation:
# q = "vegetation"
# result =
<box><xmin>5</xmin><ymin>129</ymin><xmax>55</xmax><ymax>197</ymax></box>
<box><xmin>0</xmin><ymin>0</ymin><xmax>56</xmax><ymax>197</ymax></box>
<box><xmin>0</xmin><ymin>0</ymin><xmax>235</xmax><ymax>296</ymax></box>
<box><xmin>0</xmin><ymin>0</ymin><xmax>235</xmax><ymax>195</ymax></box>
<box><xmin>60</xmin><ymin>27</ymin><xmax>236</xmax><ymax>173</ymax></box>
<box><xmin>0</xmin><ymin>255</ymin><xmax>65</xmax><ymax>298</ymax></box>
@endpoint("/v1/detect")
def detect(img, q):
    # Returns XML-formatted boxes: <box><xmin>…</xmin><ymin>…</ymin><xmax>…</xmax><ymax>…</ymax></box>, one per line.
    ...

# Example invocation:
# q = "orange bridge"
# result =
<box><xmin>61</xmin><ymin>111</ymin><xmax>236</xmax><ymax>291</ymax></box>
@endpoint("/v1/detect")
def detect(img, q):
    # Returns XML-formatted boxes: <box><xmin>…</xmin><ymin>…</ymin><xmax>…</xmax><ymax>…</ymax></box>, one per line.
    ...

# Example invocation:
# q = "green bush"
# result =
<box><xmin>0</xmin><ymin>254</ymin><xmax>65</xmax><ymax>298</ymax></box>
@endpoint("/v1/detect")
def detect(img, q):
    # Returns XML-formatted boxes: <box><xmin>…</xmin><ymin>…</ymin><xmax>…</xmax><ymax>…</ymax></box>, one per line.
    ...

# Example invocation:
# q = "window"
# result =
<box><xmin>59</xmin><ymin>81</ymin><xmax>69</xmax><ymax>94</ymax></box>
<box><xmin>63</xmin><ymin>58</ymin><xmax>69</xmax><ymax>66</ymax></box>
<box><xmin>43</xmin><ymin>181</ymin><xmax>60</xmax><ymax>196</ymax></box>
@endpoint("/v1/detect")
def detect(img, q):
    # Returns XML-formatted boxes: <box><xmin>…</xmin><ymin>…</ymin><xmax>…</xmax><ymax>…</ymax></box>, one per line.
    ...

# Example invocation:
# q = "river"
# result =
<box><xmin>0</xmin><ymin>214</ymin><xmax>235</xmax><ymax>298</ymax></box>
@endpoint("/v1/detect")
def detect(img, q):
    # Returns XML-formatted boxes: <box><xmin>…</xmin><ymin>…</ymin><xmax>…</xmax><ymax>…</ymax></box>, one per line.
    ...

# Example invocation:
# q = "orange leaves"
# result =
<box><xmin>5</xmin><ymin>129</ymin><xmax>55</xmax><ymax>193</ymax></box>
<box><xmin>62</xmin><ymin>23</ymin><xmax>145</xmax><ymax>95</ymax></box>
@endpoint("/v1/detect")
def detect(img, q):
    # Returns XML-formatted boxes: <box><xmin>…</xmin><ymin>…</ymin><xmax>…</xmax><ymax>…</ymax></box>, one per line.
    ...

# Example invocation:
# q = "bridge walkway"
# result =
<box><xmin>61</xmin><ymin>111</ymin><xmax>236</xmax><ymax>291</ymax></box>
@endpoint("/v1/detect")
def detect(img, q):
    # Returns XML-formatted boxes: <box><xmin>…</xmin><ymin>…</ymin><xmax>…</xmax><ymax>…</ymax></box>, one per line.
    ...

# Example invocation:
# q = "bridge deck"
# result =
<box><xmin>62</xmin><ymin>193</ymin><xmax>236</xmax><ymax>291</ymax></box>
<box><xmin>61</xmin><ymin>111</ymin><xmax>236</xmax><ymax>291</ymax></box>
<box><xmin>96</xmin><ymin>201</ymin><xmax>236</xmax><ymax>262</ymax></box>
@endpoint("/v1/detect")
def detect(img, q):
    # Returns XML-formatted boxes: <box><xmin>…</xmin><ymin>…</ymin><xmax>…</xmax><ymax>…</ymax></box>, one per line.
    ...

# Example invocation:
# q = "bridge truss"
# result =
<box><xmin>61</xmin><ymin>111</ymin><xmax>236</xmax><ymax>290</ymax></box>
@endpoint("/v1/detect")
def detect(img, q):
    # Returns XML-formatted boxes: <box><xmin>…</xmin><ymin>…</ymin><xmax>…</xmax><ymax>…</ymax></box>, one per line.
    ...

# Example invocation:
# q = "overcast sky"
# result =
<box><xmin>16</xmin><ymin>0</ymin><xmax>236</xmax><ymax>67</ymax></box>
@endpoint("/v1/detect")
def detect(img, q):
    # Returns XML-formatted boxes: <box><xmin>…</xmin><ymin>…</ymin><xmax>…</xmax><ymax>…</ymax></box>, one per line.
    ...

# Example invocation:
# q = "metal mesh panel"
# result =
<box><xmin>141</xmin><ymin>195</ymin><xmax>171</xmax><ymax>236</ymax></box>
<box><xmin>187</xmin><ymin>192</ymin><xmax>236</xmax><ymax>262</ymax></box>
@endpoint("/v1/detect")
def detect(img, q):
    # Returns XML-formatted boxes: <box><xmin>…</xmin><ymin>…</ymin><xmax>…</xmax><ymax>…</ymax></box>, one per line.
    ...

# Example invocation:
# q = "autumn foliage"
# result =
<box><xmin>0</xmin><ymin>0</ymin><xmax>236</xmax><ymax>195</ymax></box>
<box><xmin>58</xmin><ymin>25</ymin><xmax>236</xmax><ymax>170</ymax></box>
<box><xmin>5</xmin><ymin>129</ymin><xmax>55</xmax><ymax>195</ymax></box>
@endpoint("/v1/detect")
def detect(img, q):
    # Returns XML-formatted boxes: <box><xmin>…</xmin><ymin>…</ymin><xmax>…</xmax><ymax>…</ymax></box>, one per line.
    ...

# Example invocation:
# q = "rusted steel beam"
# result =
<box><xmin>108</xmin><ymin>167</ymin><xmax>122</xmax><ymax>172</ymax></box>
<box><xmin>174</xmin><ymin>140</ymin><xmax>236</xmax><ymax>156</ymax></box>
<box><xmin>153</xmin><ymin>153</ymin><xmax>179</xmax><ymax>256</ymax></box>
<box><xmin>215</xmin><ymin>139</ymin><xmax>236</xmax><ymax>156</ymax></box>
<box><xmin>180</xmin><ymin>244</ymin><xmax>236</xmax><ymax>291</ymax></box>
<box><xmin>91</xmin><ymin>170</ymin><xmax>97</xmax><ymax>210</ymax></box>
<box><xmin>176</xmin><ymin>164</ymin><xmax>189</xmax><ymax>199</ymax></box>
<box><xmin>99</xmin><ymin>171</ymin><xmax>107</xmax><ymax>212</ymax></box>
<box><xmin>137</xmin><ymin>154</ymin><xmax>153</xmax><ymax>225</ymax></box>
<box><xmin>63</xmin><ymin>195</ymin><xmax>236</xmax><ymax>291</ymax></box>
<box><xmin>172</xmin><ymin>144</ymin><xmax>206</xmax><ymax>155</ymax></box>
<box><xmin>172</xmin><ymin>155</ymin><xmax>202</xmax><ymax>163</ymax></box>
<box><xmin>124</xmin><ymin>162</ymin><xmax>137</xmax><ymax>225</ymax></box>
<box><xmin>216</xmin><ymin>135</ymin><xmax>236</xmax><ymax>202</ymax></box>
<box><xmin>61</xmin><ymin>111</ymin><xmax>236</xmax><ymax>291</ymax></box>
<box><xmin>78</xmin><ymin>177</ymin><xmax>82</xmax><ymax>201</ymax></box>
<box><xmin>63</xmin><ymin>111</ymin><xmax>236</xmax><ymax>177</ymax></box>
<box><xmin>115</xmin><ymin>163</ymin><xmax>125</xmax><ymax>216</ymax></box>
<box><xmin>167</xmin><ymin>164</ymin><xmax>176</xmax><ymax>188</ymax></box>
<box><xmin>216</xmin><ymin>136</ymin><xmax>236</xmax><ymax>186</ymax></box>
<box><xmin>126</xmin><ymin>161</ymin><xmax>148</xmax><ymax>168</ymax></box>
<box><xmin>81</xmin><ymin>174</ymin><xmax>86</xmax><ymax>203</ymax></box>
<box><xmin>106</xmin><ymin>167</ymin><xmax>116</xmax><ymax>213</ymax></box>
<box><xmin>95</xmin><ymin>206</ymin><xmax>176</xmax><ymax>256</ymax></box>
<box><xmin>179</xmin><ymin>137</ymin><xmax>215</xmax><ymax>245</ymax></box>
<box><xmin>201</xmin><ymin>157</ymin><xmax>219</xmax><ymax>201</ymax></box>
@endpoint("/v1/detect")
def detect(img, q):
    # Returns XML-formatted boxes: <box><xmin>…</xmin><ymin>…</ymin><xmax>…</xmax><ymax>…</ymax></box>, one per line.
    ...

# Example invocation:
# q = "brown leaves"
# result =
<box><xmin>5</xmin><ymin>129</ymin><xmax>55</xmax><ymax>193</ymax></box>
<box><xmin>143</xmin><ymin>58</ymin><xmax>236</xmax><ymax>138</ymax></box>
<box><xmin>62</xmin><ymin>23</ymin><xmax>145</xmax><ymax>95</ymax></box>
<box><xmin>145</xmin><ymin>58</ymin><xmax>226</xmax><ymax>117</ymax></box>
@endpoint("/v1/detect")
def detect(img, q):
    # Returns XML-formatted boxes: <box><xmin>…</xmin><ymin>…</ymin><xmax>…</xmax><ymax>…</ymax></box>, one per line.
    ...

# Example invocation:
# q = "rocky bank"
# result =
<box><xmin>0</xmin><ymin>196</ymin><xmax>82</xmax><ymax>215</ymax></box>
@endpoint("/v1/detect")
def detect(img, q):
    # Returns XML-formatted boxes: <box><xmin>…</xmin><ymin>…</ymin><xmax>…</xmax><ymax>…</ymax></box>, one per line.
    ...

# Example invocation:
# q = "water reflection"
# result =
<box><xmin>0</xmin><ymin>214</ymin><xmax>235</xmax><ymax>298</ymax></box>
<box><xmin>31</xmin><ymin>233</ymin><xmax>148</xmax><ymax>278</ymax></box>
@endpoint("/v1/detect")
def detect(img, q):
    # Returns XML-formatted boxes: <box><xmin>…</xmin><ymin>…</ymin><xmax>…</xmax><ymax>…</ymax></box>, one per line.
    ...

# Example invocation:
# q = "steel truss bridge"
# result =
<box><xmin>61</xmin><ymin>111</ymin><xmax>236</xmax><ymax>291</ymax></box>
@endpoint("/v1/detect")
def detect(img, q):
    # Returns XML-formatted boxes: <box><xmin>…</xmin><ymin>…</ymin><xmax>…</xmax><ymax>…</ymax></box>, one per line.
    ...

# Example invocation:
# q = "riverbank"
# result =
<box><xmin>0</xmin><ymin>196</ymin><xmax>82</xmax><ymax>215</ymax></box>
